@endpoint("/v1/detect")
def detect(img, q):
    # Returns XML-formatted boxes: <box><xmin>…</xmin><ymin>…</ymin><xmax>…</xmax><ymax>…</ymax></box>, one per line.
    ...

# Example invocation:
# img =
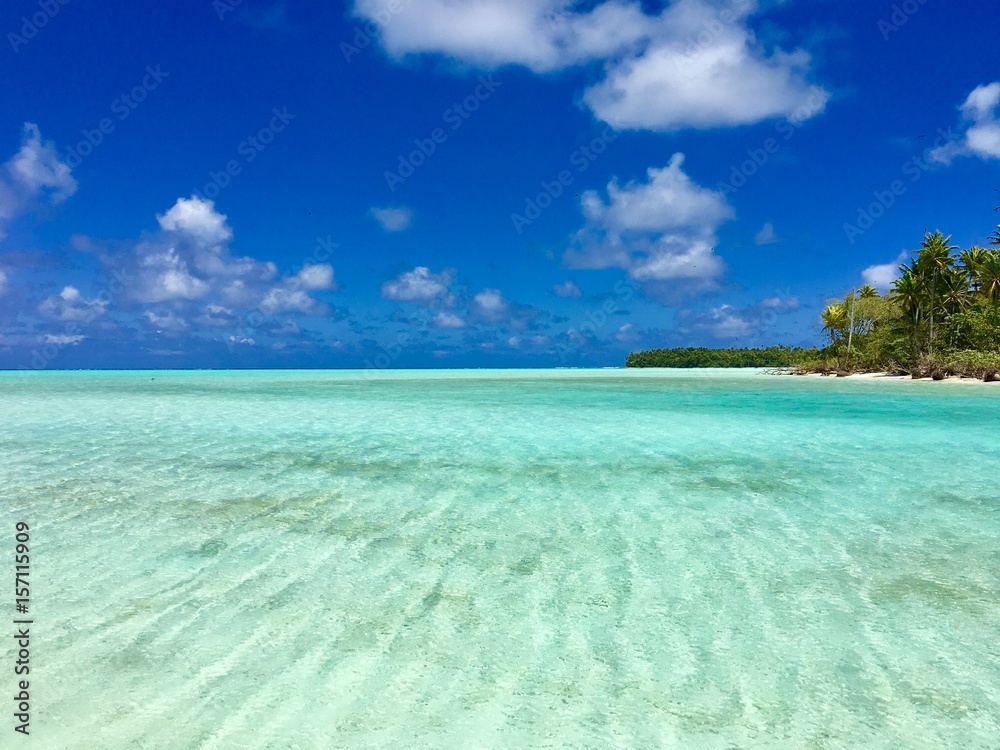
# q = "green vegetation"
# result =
<box><xmin>802</xmin><ymin>226</ymin><xmax>1000</xmax><ymax>380</ymax></box>
<box><xmin>625</xmin><ymin>346</ymin><xmax>821</xmax><ymax>368</ymax></box>
<box><xmin>626</xmin><ymin>224</ymin><xmax>1000</xmax><ymax>381</ymax></box>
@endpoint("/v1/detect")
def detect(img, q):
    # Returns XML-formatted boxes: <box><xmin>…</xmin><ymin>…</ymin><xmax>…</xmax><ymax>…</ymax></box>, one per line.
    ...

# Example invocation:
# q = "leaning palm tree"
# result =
<box><xmin>991</xmin><ymin>224</ymin><xmax>1000</xmax><ymax>247</ymax></box>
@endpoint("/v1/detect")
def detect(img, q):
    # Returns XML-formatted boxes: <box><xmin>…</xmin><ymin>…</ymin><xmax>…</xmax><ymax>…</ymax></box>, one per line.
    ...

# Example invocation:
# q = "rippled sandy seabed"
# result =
<box><xmin>2</xmin><ymin>369</ymin><xmax>999</xmax><ymax>749</ymax></box>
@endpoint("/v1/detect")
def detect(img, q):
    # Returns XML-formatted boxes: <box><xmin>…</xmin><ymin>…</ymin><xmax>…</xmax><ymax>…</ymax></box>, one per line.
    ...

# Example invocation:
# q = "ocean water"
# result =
<box><xmin>2</xmin><ymin>368</ymin><xmax>999</xmax><ymax>749</ymax></box>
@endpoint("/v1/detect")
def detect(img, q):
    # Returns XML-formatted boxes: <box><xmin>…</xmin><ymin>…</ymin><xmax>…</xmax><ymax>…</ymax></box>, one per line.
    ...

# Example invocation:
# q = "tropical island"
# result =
<box><xmin>627</xmin><ymin>225</ymin><xmax>1000</xmax><ymax>382</ymax></box>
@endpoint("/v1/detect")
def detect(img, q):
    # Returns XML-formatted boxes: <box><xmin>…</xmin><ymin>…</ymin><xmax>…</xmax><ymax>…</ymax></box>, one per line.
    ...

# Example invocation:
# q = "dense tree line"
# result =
<box><xmin>626</xmin><ymin>224</ymin><xmax>1000</xmax><ymax>379</ymax></box>
<box><xmin>813</xmin><ymin>226</ymin><xmax>1000</xmax><ymax>379</ymax></box>
<box><xmin>625</xmin><ymin>346</ymin><xmax>821</xmax><ymax>368</ymax></box>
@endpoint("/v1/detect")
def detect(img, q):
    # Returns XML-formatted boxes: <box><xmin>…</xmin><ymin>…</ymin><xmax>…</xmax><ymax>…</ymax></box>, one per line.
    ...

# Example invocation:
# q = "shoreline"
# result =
<box><xmin>779</xmin><ymin>370</ymin><xmax>1000</xmax><ymax>385</ymax></box>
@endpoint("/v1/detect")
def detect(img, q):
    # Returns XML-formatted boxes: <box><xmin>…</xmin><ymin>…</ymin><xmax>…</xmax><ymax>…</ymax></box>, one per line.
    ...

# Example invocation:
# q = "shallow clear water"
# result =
<box><xmin>2</xmin><ymin>368</ymin><xmax>999</xmax><ymax>749</ymax></box>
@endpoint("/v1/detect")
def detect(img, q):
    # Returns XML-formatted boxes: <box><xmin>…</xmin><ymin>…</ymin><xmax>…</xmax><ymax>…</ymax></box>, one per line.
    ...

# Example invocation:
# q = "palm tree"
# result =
<box><xmin>991</xmin><ymin>225</ymin><xmax>1000</xmax><ymax>247</ymax></box>
<box><xmin>978</xmin><ymin>250</ymin><xmax>1000</xmax><ymax>303</ymax></box>
<box><xmin>821</xmin><ymin>303</ymin><xmax>847</xmax><ymax>347</ymax></box>
<box><xmin>914</xmin><ymin>232</ymin><xmax>957</xmax><ymax>356</ymax></box>
<box><xmin>858</xmin><ymin>284</ymin><xmax>879</xmax><ymax>298</ymax></box>
<box><xmin>939</xmin><ymin>267</ymin><xmax>970</xmax><ymax>314</ymax></box>
<box><xmin>891</xmin><ymin>270</ymin><xmax>926</xmax><ymax>356</ymax></box>
<box><xmin>959</xmin><ymin>246</ymin><xmax>989</xmax><ymax>292</ymax></box>
<box><xmin>890</xmin><ymin>270</ymin><xmax>923</xmax><ymax>320</ymax></box>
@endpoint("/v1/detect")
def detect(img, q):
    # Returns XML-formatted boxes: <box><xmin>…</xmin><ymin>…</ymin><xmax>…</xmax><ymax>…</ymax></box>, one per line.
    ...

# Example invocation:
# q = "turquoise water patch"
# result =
<box><xmin>2</xmin><ymin>369</ymin><xmax>999</xmax><ymax>748</ymax></box>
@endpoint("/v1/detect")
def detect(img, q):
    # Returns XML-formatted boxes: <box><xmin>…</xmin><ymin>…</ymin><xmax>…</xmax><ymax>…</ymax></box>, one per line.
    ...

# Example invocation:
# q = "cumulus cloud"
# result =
<box><xmin>862</xmin><ymin>250</ymin><xmax>908</xmax><ymax>292</ymax></box>
<box><xmin>552</xmin><ymin>280</ymin><xmax>583</xmax><ymax>298</ymax></box>
<box><xmin>690</xmin><ymin>304</ymin><xmax>756</xmax><ymax>338</ymax></box>
<box><xmin>0</xmin><ymin>123</ymin><xmax>77</xmax><ymax>240</ymax></box>
<box><xmin>157</xmin><ymin>196</ymin><xmax>234</xmax><ymax>246</ymax></box>
<box><xmin>685</xmin><ymin>295</ymin><xmax>799</xmax><ymax>340</ymax></box>
<box><xmin>369</xmin><ymin>206</ymin><xmax>414</xmax><ymax>232</ymax></box>
<box><xmin>352</xmin><ymin>0</ymin><xmax>827</xmax><ymax>132</ymax></box>
<box><xmin>293</xmin><ymin>263</ymin><xmax>336</xmax><ymax>291</ymax></box>
<box><xmin>144</xmin><ymin>310</ymin><xmax>189</xmax><ymax>331</ymax></box>
<box><xmin>433</xmin><ymin>311</ymin><xmax>466</xmax><ymax>328</ymax></box>
<box><xmin>472</xmin><ymin>288</ymin><xmax>509</xmax><ymax>321</ymax></box>
<box><xmin>583</xmin><ymin>1</ymin><xmax>828</xmax><ymax>132</ymax></box>
<box><xmin>931</xmin><ymin>82</ymin><xmax>1000</xmax><ymax>163</ymax></box>
<box><xmin>381</xmin><ymin>266</ymin><xmax>457</xmax><ymax>307</ymax></box>
<box><xmin>565</xmin><ymin>153</ymin><xmax>732</xmax><ymax>299</ymax></box>
<box><xmin>37</xmin><ymin>286</ymin><xmax>109</xmax><ymax>322</ymax></box>
<box><xmin>78</xmin><ymin>195</ymin><xmax>337</xmax><ymax>335</ymax></box>
<box><xmin>353</xmin><ymin>0</ymin><xmax>647</xmax><ymax>73</ymax></box>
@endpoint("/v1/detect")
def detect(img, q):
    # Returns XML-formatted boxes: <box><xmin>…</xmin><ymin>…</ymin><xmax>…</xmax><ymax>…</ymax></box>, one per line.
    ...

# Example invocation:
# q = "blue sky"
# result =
<box><xmin>1</xmin><ymin>0</ymin><xmax>998</xmax><ymax>369</ymax></box>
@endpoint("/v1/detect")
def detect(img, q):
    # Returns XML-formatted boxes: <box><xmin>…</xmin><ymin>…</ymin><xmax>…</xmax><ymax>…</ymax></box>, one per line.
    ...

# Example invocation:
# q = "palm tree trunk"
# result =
<box><xmin>845</xmin><ymin>289</ymin><xmax>855</xmax><ymax>370</ymax></box>
<box><xmin>929</xmin><ymin>268</ymin><xmax>938</xmax><ymax>359</ymax></box>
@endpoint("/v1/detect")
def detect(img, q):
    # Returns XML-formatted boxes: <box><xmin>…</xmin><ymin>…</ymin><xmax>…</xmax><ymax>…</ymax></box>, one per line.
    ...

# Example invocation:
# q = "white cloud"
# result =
<box><xmin>0</xmin><ymin>123</ymin><xmax>77</xmax><ymax>240</ymax></box>
<box><xmin>157</xmin><ymin>196</ymin><xmax>234</xmax><ymax>246</ymax></box>
<box><xmin>260</xmin><ymin>284</ymin><xmax>328</xmax><ymax>315</ymax></box>
<box><xmin>691</xmin><ymin>304</ymin><xmax>756</xmax><ymax>339</ymax></box>
<box><xmin>353</xmin><ymin>0</ymin><xmax>648</xmax><ymax>73</ymax></box>
<box><xmin>0</xmin><ymin>269</ymin><xmax>6</xmax><ymax>295</ymax></box>
<box><xmin>294</xmin><ymin>263</ymin><xmax>336</xmax><ymax>291</ymax></box>
<box><xmin>79</xmin><ymin>195</ymin><xmax>336</xmax><ymax>332</ymax></box>
<box><xmin>862</xmin><ymin>250</ymin><xmax>908</xmax><ymax>292</ymax></box>
<box><xmin>615</xmin><ymin>322</ymin><xmax>636</xmax><ymax>342</ymax></box>
<box><xmin>42</xmin><ymin>334</ymin><xmax>85</xmax><ymax>345</ymax></box>
<box><xmin>683</xmin><ymin>294</ymin><xmax>799</xmax><ymax>340</ymax></box>
<box><xmin>584</xmin><ymin>1</ymin><xmax>828</xmax><ymax>132</ymax></box>
<box><xmin>38</xmin><ymin>286</ymin><xmax>109</xmax><ymax>322</ymax></box>
<box><xmin>135</xmin><ymin>247</ymin><xmax>213</xmax><ymax>303</ymax></box>
<box><xmin>381</xmin><ymin>266</ymin><xmax>456</xmax><ymax>307</ymax></box>
<box><xmin>353</xmin><ymin>0</ymin><xmax>828</xmax><ymax>132</ymax></box>
<box><xmin>433</xmin><ymin>311</ymin><xmax>466</xmax><ymax>328</ymax></box>
<box><xmin>759</xmin><ymin>296</ymin><xmax>799</xmax><ymax>310</ymax></box>
<box><xmin>552</xmin><ymin>280</ymin><xmax>582</xmax><ymax>298</ymax></box>
<box><xmin>931</xmin><ymin>82</ymin><xmax>1000</xmax><ymax>163</ymax></box>
<box><xmin>472</xmin><ymin>288</ymin><xmax>510</xmax><ymax>321</ymax></box>
<box><xmin>143</xmin><ymin>310</ymin><xmax>189</xmax><ymax>331</ymax></box>
<box><xmin>755</xmin><ymin>222</ymin><xmax>778</xmax><ymax>245</ymax></box>
<box><xmin>565</xmin><ymin>153</ymin><xmax>732</xmax><ymax>298</ymax></box>
<box><xmin>369</xmin><ymin>206</ymin><xmax>414</xmax><ymax>232</ymax></box>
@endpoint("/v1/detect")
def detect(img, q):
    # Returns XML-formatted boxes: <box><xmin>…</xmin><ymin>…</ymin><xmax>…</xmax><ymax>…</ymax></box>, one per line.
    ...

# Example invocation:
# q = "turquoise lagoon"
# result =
<box><xmin>2</xmin><ymin>369</ymin><xmax>999</xmax><ymax>749</ymax></box>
